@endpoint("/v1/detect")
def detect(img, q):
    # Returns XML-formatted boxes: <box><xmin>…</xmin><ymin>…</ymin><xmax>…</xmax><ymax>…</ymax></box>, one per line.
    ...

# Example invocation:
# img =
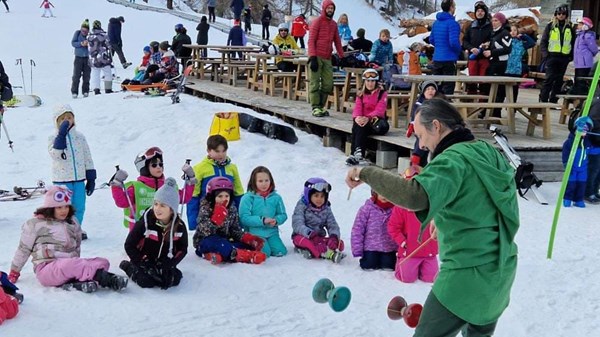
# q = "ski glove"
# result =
<box><xmin>111</xmin><ymin>169</ymin><xmax>128</xmax><ymax>187</ymax></box>
<box><xmin>309</xmin><ymin>56</ymin><xmax>319</xmax><ymax>72</ymax></box>
<box><xmin>181</xmin><ymin>164</ymin><xmax>195</xmax><ymax>179</ymax></box>
<box><xmin>85</xmin><ymin>169</ymin><xmax>97</xmax><ymax>196</ymax></box>
<box><xmin>159</xmin><ymin>258</ymin><xmax>176</xmax><ymax>290</ymax></box>
<box><xmin>53</xmin><ymin>120</ymin><xmax>70</xmax><ymax>150</ymax></box>
<box><xmin>240</xmin><ymin>233</ymin><xmax>264</xmax><ymax>251</ymax></box>
<box><xmin>211</xmin><ymin>204</ymin><xmax>228</xmax><ymax>226</ymax></box>
<box><xmin>327</xmin><ymin>235</ymin><xmax>339</xmax><ymax>250</ymax></box>
<box><xmin>406</xmin><ymin>122</ymin><xmax>414</xmax><ymax>138</ymax></box>
<box><xmin>7</xmin><ymin>271</ymin><xmax>19</xmax><ymax>284</ymax></box>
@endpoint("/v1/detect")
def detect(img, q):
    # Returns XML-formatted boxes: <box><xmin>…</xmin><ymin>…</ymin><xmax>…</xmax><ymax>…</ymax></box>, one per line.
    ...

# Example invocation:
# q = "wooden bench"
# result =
<box><xmin>557</xmin><ymin>94</ymin><xmax>586</xmax><ymax>124</ymax></box>
<box><xmin>263</xmin><ymin>72</ymin><xmax>297</xmax><ymax>97</ymax></box>
<box><xmin>387</xmin><ymin>93</ymin><xmax>411</xmax><ymax>128</ymax></box>
<box><xmin>447</xmin><ymin>94</ymin><xmax>489</xmax><ymax>102</ymax></box>
<box><xmin>190</xmin><ymin>57</ymin><xmax>222</xmax><ymax>80</ymax></box>
<box><xmin>451</xmin><ymin>102</ymin><xmax>560</xmax><ymax>139</ymax></box>
<box><xmin>225</xmin><ymin>61</ymin><xmax>255</xmax><ymax>86</ymax></box>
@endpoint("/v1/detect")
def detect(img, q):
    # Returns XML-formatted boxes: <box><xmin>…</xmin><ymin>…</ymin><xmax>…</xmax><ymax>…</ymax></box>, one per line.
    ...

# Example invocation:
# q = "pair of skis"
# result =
<box><xmin>0</xmin><ymin>180</ymin><xmax>46</xmax><ymax>202</ymax></box>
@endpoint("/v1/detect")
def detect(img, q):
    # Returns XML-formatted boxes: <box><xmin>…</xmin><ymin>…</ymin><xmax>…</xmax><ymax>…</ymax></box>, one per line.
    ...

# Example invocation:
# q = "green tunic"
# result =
<box><xmin>361</xmin><ymin>140</ymin><xmax>519</xmax><ymax>325</ymax></box>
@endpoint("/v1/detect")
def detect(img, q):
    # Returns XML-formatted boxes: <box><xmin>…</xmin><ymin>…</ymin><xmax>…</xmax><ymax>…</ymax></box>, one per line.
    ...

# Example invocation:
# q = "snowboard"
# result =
<box><xmin>2</xmin><ymin>95</ymin><xmax>43</xmax><ymax>108</ymax></box>
<box><xmin>0</xmin><ymin>180</ymin><xmax>47</xmax><ymax>202</ymax></box>
<box><xmin>238</xmin><ymin>112</ymin><xmax>298</xmax><ymax>144</ymax></box>
<box><xmin>171</xmin><ymin>64</ymin><xmax>193</xmax><ymax>104</ymax></box>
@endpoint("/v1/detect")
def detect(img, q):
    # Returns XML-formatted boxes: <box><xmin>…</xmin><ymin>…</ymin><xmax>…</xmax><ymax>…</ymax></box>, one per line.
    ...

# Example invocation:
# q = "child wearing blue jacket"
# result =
<box><xmin>337</xmin><ymin>14</ymin><xmax>352</xmax><ymax>51</ymax></box>
<box><xmin>239</xmin><ymin>166</ymin><xmax>288</xmax><ymax>257</ymax></box>
<box><xmin>562</xmin><ymin>117</ymin><xmax>593</xmax><ymax>207</ymax></box>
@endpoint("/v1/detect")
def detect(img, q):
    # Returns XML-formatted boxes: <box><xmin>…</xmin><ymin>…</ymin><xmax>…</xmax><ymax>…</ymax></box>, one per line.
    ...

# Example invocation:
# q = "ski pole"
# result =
<box><xmin>178</xmin><ymin>159</ymin><xmax>191</xmax><ymax>218</ymax></box>
<box><xmin>397</xmin><ymin>236</ymin><xmax>435</xmax><ymax>267</ymax></box>
<box><xmin>0</xmin><ymin>116</ymin><xmax>14</xmax><ymax>152</ymax></box>
<box><xmin>15</xmin><ymin>59</ymin><xmax>26</xmax><ymax>94</ymax></box>
<box><xmin>29</xmin><ymin>59</ymin><xmax>36</xmax><ymax>95</ymax></box>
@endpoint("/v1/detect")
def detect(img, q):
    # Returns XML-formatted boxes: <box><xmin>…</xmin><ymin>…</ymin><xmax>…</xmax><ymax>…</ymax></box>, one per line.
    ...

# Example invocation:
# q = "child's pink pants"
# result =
<box><xmin>34</xmin><ymin>257</ymin><xmax>110</xmax><ymax>287</ymax></box>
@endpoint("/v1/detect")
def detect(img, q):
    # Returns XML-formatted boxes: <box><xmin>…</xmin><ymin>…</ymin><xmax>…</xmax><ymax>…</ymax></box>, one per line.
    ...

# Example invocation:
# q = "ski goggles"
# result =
<box><xmin>362</xmin><ymin>71</ymin><xmax>379</xmax><ymax>81</ymax></box>
<box><xmin>305</xmin><ymin>181</ymin><xmax>331</xmax><ymax>193</ymax></box>
<box><xmin>138</xmin><ymin>147</ymin><xmax>163</xmax><ymax>161</ymax></box>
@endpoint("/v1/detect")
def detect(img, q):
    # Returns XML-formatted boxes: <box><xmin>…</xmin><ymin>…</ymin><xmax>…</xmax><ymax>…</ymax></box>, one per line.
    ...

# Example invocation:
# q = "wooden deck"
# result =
<box><xmin>184</xmin><ymin>80</ymin><xmax>568</xmax><ymax>181</ymax></box>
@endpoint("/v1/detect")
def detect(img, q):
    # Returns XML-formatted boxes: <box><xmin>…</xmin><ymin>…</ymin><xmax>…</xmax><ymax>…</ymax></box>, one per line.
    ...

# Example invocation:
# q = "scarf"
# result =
<box><xmin>431</xmin><ymin>127</ymin><xmax>475</xmax><ymax>159</ymax></box>
<box><xmin>258</xmin><ymin>187</ymin><xmax>272</xmax><ymax>198</ymax></box>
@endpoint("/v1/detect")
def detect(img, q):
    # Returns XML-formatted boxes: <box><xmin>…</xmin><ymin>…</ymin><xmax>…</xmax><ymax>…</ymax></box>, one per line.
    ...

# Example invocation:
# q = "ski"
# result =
<box><xmin>0</xmin><ymin>180</ymin><xmax>47</xmax><ymax>202</ymax></box>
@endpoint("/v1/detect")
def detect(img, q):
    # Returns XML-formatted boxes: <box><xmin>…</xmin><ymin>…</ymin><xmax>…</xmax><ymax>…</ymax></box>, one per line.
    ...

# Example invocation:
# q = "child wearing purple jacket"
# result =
<box><xmin>350</xmin><ymin>190</ymin><xmax>397</xmax><ymax>270</ymax></box>
<box><xmin>572</xmin><ymin>17</ymin><xmax>598</xmax><ymax>94</ymax></box>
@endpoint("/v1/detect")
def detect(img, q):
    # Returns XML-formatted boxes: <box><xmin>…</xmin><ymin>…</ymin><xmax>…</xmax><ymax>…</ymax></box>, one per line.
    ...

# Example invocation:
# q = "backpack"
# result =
<box><xmin>382</xmin><ymin>64</ymin><xmax>410</xmax><ymax>90</ymax></box>
<box><xmin>515</xmin><ymin>161</ymin><xmax>543</xmax><ymax>198</ymax></box>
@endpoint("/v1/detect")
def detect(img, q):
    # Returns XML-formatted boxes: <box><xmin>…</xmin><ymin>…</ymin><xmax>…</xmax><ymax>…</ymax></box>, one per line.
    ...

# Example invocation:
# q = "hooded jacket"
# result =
<box><xmin>429</xmin><ymin>11</ymin><xmax>462</xmax><ymax>62</ymax></box>
<box><xmin>307</xmin><ymin>0</ymin><xmax>344</xmax><ymax>59</ymax></box>
<box><xmin>369</xmin><ymin>39</ymin><xmax>394</xmax><ymax>65</ymax></box>
<box><xmin>387</xmin><ymin>206</ymin><xmax>437</xmax><ymax>258</ymax></box>
<box><xmin>196</xmin><ymin>20</ymin><xmax>210</xmax><ymax>45</ymax></box>
<box><xmin>574</xmin><ymin>30</ymin><xmax>598</xmax><ymax>69</ymax></box>
<box><xmin>291</xmin><ymin>15</ymin><xmax>309</xmax><ymax>37</ymax></box>
<box><xmin>172</xmin><ymin>29</ymin><xmax>192</xmax><ymax>58</ymax></box>
<box><xmin>350</xmin><ymin>198</ymin><xmax>397</xmax><ymax>257</ymax></box>
<box><xmin>193</xmin><ymin>198</ymin><xmax>243</xmax><ymax>248</ymax></box>
<box><xmin>239</xmin><ymin>190</ymin><xmax>288</xmax><ymax>238</ymax></box>
<box><xmin>291</xmin><ymin>197</ymin><xmax>340</xmax><ymax>238</ymax></box>
<box><xmin>352</xmin><ymin>87</ymin><xmax>387</xmax><ymax>119</ymax></box>
<box><xmin>107</xmin><ymin>17</ymin><xmax>123</xmax><ymax>45</ymax></box>
<box><xmin>48</xmin><ymin>110</ymin><xmax>95</xmax><ymax>183</ymax></box>
<box><xmin>87</xmin><ymin>28</ymin><xmax>112</xmax><ymax>67</ymax></box>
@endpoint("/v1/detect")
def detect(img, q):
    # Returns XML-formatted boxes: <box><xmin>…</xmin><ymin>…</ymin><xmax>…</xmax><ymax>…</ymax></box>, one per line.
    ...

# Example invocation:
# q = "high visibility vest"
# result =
<box><xmin>123</xmin><ymin>181</ymin><xmax>157</xmax><ymax>228</ymax></box>
<box><xmin>548</xmin><ymin>24</ymin><xmax>572</xmax><ymax>55</ymax></box>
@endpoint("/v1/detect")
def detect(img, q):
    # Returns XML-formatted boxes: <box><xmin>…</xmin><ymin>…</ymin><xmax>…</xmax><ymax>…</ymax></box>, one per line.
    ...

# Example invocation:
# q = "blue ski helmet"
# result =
<box><xmin>175</xmin><ymin>23</ymin><xmax>184</xmax><ymax>31</ymax></box>
<box><xmin>303</xmin><ymin>177</ymin><xmax>331</xmax><ymax>204</ymax></box>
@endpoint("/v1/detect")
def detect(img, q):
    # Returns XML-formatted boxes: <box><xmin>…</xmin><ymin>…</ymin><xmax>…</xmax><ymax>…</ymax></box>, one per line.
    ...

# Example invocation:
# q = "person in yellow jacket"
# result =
<box><xmin>272</xmin><ymin>23</ymin><xmax>300</xmax><ymax>72</ymax></box>
<box><xmin>539</xmin><ymin>3</ymin><xmax>575</xmax><ymax>103</ymax></box>
<box><xmin>186</xmin><ymin>135</ymin><xmax>244</xmax><ymax>231</ymax></box>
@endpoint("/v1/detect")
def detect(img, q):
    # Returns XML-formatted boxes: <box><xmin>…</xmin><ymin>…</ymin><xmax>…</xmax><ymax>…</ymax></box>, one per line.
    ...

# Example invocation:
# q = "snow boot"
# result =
<box><xmin>203</xmin><ymin>253</ymin><xmax>223</xmax><ymax>265</ymax></box>
<box><xmin>71</xmin><ymin>93</ymin><xmax>78</xmax><ymax>99</ymax></box>
<box><xmin>93</xmin><ymin>89</ymin><xmax>101</xmax><ymax>95</ymax></box>
<box><xmin>294</xmin><ymin>247</ymin><xmax>313</xmax><ymax>259</ymax></box>
<box><xmin>61</xmin><ymin>281</ymin><xmax>98</xmax><ymax>293</ymax></box>
<box><xmin>93</xmin><ymin>269</ymin><xmax>128</xmax><ymax>291</ymax></box>
<box><xmin>83</xmin><ymin>92</ymin><xmax>89</xmax><ymax>98</ymax></box>
<box><xmin>234</xmin><ymin>249</ymin><xmax>266</xmax><ymax>264</ymax></box>
<box><xmin>322</xmin><ymin>249</ymin><xmax>345</xmax><ymax>264</ymax></box>
<box><xmin>104</xmin><ymin>80</ymin><xmax>113</xmax><ymax>93</ymax></box>
<box><xmin>81</xmin><ymin>231</ymin><xmax>88</xmax><ymax>240</ymax></box>
<box><xmin>122</xmin><ymin>62</ymin><xmax>132</xmax><ymax>69</ymax></box>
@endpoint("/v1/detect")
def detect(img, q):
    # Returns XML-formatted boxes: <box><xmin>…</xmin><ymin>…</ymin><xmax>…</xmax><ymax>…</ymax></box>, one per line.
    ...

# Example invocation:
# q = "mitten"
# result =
<box><xmin>240</xmin><ymin>233</ymin><xmax>265</xmax><ymax>251</ymax></box>
<box><xmin>410</xmin><ymin>154</ymin><xmax>421</xmax><ymax>167</ymax></box>
<box><xmin>210</xmin><ymin>204</ymin><xmax>228</xmax><ymax>226</ymax></box>
<box><xmin>53</xmin><ymin>120</ymin><xmax>70</xmax><ymax>150</ymax></box>
<box><xmin>327</xmin><ymin>235</ymin><xmax>339</xmax><ymax>250</ymax></box>
<box><xmin>7</xmin><ymin>271</ymin><xmax>19</xmax><ymax>284</ymax></box>
<box><xmin>181</xmin><ymin>163</ymin><xmax>195</xmax><ymax>179</ymax></box>
<box><xmin>85</xmin><ymin>169</ymin><xmax>97</xmax><ymax>196</ymax></box>
<box><xmin>575</xmin><ymin>116</ymin><xmax>593</xmax><ymax>133</ymax></box>
<box><xmin>406</xmin><ymin>122</ymin><xmax>415</xmax><ymax>138</ymax></box>
<box><xmin>309</xmin><ymin>56</ymin><xmax>318</xmax><ymax>72</ymax></box>
<box><xmin>110</xmin><ymin>169</ymin><xmax>128</xmax><ymax>187</ymax></box>
<box><xmin>159</xmin><ymin>258</ymin><xmax>175</xmax><ymax>290</ymax></box>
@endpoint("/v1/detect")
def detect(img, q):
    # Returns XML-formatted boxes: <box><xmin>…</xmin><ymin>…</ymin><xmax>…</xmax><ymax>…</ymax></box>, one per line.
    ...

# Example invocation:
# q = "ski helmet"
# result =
<box><xmin>175</xmin><ymin>23</ymin><xmax>184</xmax><ymax>32</ymax></box>
<box><xmin>278</xmin><ymin>23</ymin><xmax>289</xmax><ymax>32</ymax></box>
<box><xmin>149</xmin><ymin>41</ymin><xmax>159</xmax><ymax>51</ymax></box>
<box><xmin>206</xmin><ymin>176</ymin><xmax>233</xmax><ymax>195</ymax></box>
<box><xmin>473</xmin><ymin>1</ymin><xmax>488</xmax><ymax>14</ymax></box>
<box><xmin>554</xmin><ymin>4</ymin><xmax>569</xmax><ymax>16</ymax></box>
<box><xmin>303</xmin><ymin>178</ymin><xmax>331</xmax><ymax>205</ymax></box>
<box><xmin>362</xmin><ymin>68</ymin><xmax>379</xmax><ymax>81</ymax></box>
<box><xmin>134</xmin><ymin>146</ymin><xmax>163</xmax><ymax>175</ymax></box>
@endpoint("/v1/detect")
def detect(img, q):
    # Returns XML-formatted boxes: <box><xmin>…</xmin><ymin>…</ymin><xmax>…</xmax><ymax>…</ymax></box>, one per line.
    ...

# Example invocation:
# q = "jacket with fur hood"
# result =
<box><xmin>48</xmin><ymin>107</ymin><xmax>95</xmax><ymax>183</ymax></box>
<box><xmin>307</xmin><ymin>0</ymin><xmax>344</xmax><ymax>59</ymax></box>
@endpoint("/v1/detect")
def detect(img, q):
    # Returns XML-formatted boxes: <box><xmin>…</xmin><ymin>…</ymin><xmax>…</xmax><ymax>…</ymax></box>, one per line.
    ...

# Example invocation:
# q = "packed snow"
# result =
<box><xmin>0</xmin><ymin>1</ymin><xmax>598</xmax><ymax>336</ymax></box>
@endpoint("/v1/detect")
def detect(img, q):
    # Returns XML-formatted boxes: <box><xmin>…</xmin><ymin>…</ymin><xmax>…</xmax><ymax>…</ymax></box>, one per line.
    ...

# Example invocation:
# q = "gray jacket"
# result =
<box><xmin>207</xmin><ymin>0</ymin><xmax>216</xmax><ymax>7</ymax></box>
<box><xmin>291</xmin><ymin>198</ymin><xmax>340</xmax><ymax>238</ymax></box>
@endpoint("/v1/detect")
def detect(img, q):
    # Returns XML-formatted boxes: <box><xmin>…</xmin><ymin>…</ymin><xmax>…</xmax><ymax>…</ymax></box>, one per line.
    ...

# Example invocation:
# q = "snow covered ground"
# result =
<box><xmin>0</xmin><ymin>1</ymin><xmax>598</xmax><ymax>336</ymax></box>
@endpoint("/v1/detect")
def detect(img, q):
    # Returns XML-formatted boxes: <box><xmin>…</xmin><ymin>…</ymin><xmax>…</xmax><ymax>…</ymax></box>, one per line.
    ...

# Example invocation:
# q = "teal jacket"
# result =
<box><xmin>239</xmin><ymin>191</ymin><xmax>287</xmax><ymax>238</ymax></box>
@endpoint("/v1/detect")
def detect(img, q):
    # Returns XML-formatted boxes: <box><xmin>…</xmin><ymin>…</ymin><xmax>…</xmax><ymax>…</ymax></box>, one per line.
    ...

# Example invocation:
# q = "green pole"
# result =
<box><xmin>547</xmin><ymin>64</ymin><xmax>600</xmax><ymax>259</ymax></box>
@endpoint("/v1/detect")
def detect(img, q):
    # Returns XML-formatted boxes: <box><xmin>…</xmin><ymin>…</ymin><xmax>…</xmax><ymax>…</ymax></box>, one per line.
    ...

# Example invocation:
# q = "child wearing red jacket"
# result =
<box><xmin>387</xmin><ymin>207</ymin><xmax>438</xmax><ymax>283</ymax></box>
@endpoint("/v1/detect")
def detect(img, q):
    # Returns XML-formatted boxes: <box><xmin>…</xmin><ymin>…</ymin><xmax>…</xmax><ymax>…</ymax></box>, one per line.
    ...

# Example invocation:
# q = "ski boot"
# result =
<box><xmin>61</xmin><ymin>281</ymin><xmax>99</xmax><ymax>293</ymax></box>
<box><xmin>387</xmin><ymin>296</ymin><xmax>423</xmax><ymax>328</ymax></box>
<box><xmin>312</xmin><ymin>278</ymin><xmax>351</xmax><ymax>312</ymax></box>
<box><xmin>322</xmin><ymin>249</ymin><xmax>345</xmax><ymax>263</ymax></box>
<box><xmin>203</xmin><ymin>252</ymin><xmax>223</xmax><ymax>265</ymax></box>
<box><xmin>93</xmin><ymin>269</ymin><xmax>128</xmax><ymax>291</ymax></box>
<box><xmin>233</xmin><ymin>249</ymin><xmax>266</xmax><ymax>264</ymax></box>
<box><xmin>294</xmin><ymin>247</ymin><xmax>313</xmax><ymax>259</ymax></box>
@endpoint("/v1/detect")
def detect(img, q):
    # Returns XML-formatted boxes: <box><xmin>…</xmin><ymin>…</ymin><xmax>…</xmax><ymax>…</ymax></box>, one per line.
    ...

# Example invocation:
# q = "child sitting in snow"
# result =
<box><xmin>387</xmin><ymin>168</ymin><xmax>438</xmax><ymax>283</ymax></box>
<box><xmin>110</xmin><ymin>146</ymin><xmax>195</xmax><ymax>230</ymax></box>
<box><xmin>350</xmin><ymin>190</ymin><xmax>397</xmax><ymax>270</ymax></box>
<box><xmin>7</xmin><ymin>186</ymin><xmax>127</xmax><ymax>293</ymax></box>
<box><xmin>120</xmin><ymin>178</ymin><xmax>188</xmax><ymax>290</ymax></box>
<box><xmin>193</xmin><ymin>177</ymin><xmax>266</xmax><ymax>265</ymax></box>
<box><xmin>291</xmin><ymin>178</ymin><xmax>345</xmax><ymax>263</ymax></box>
<box><xmin>132</xmin><ymin>45</ymin><xmax>151</xmax><ymax>82</ymax></box>
<box><xmin>0</xmin><ymin>272</ymin><xmax>19</xmax><ymax>324</ymax></box>
<box><xmin>239</xmin><ymin>166</ymin><xmax>288</xmax><ymax>257</ymax></box>
<box><xmin>562</xmin><ymin>116</ymin><xmax>593</xmax><ymax>207</ymax></box>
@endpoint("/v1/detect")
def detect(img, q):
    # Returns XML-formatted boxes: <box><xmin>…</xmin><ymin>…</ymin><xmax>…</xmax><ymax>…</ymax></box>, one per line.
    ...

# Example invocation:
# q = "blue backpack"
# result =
<box><xmin>382</xmin><ymin>64</ymin><xmax>410</xmax><ymax>90</ymax></box>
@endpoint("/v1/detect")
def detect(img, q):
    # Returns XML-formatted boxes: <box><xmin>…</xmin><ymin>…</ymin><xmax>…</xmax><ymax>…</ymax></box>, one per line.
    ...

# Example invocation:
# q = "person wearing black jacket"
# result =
<box><xmin>107</xmin><ymin>16</ymin><xmax>131</xmax><ymax>69</ymax></box>
<box><xmin>172</xmin><ymin>24</ymin><xmax>192</xmax><ymax>69</ymax></box>
<box><xmin>0</xmin><ymin>60</ymin><xmax>13</xmax><ymax>113</ymax></box>
<box><xmin>350</xmin><ymin>28</ymin><xmax>373</xmax><ymax>53</ymax></box>
<box><xmin>482</xmin><ymin>13</ymin><xmax>511</xmax><ymax>118</ymax></box>
<box><xmin>196</xmin><ymin>16</ymin><xmax>210</xmax><ymax>58</ymax></box>
<box><xmin>462</xmin><ymin>1</ymin><xmax>492</xmax><ymax>95</ymax></box>
<box><xmin>120</xmin><ymin>178</ymin><xmax>188</xmax><ymax>290</ymax></box>
<box><xmin>261</xmin><ymin>4</ymin><xmax>272</xmax><ymax>40</ymax></box>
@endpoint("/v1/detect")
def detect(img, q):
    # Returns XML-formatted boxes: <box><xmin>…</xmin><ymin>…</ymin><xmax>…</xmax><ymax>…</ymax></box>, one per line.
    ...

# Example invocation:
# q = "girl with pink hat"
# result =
<box><xmin>572</xmin><ymin>17</ymin><xmax>598</xmax><ymax>94</ymax></box>
<box><xmin>6</xmin><ymin>186</ymin><xmax>127</xmax><ymax>293</ymax></box>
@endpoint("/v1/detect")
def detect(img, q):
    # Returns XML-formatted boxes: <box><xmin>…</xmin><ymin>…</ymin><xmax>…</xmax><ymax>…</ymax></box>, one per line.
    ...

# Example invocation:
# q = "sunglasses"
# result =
<box><xmin>556</xmin><ymin>12</ymin><xmax>567</xmax><ymax>16</ymax></box>
<box><xmin>150</xmin><ymin>162</ymin><xmax>164</xmax><ymax>168</ymax></box>
<box><xmin>305</xmin><ymin>181</ymin><xmax>331</xmax><ymax>193</ymax></box>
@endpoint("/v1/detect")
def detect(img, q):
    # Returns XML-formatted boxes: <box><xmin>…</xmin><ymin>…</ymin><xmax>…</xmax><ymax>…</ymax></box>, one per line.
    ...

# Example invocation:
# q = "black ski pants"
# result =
<box><xmin>432</xmin><ymin>61</ymin><xmax>456</xmax><ymax>95</ymax></box>
<box><xmin>208</xmin><ymin>6</ymin><xmax>216</xmax><ymax>22</ymax></box>
<box><xmin>351</xmin><ymin>121</ymin><xmax>374</xmax><ymax>157</ymax></box>
<box><xmin>540</xmin><ymin>55</ymin><xmax>570</xmax><ymax>103</ymax></box>
<box><xmin>71</xmin><ymin>56</ymin><xmax>91</xmax><ymax>95</ymax></box>
<box><xmin>262</xmin><ymin>23</ymin><xmax>270</xmax><ymax>40</ymax></box>
<box><xmin>110</xmin><ymin>42</ymin><xmax>128</xmax><ymax>65</ymax></box>
<box><xmin>294</xmin><ymin>36</ymin><xmax>305</xmax><ymax>49</ymax></box>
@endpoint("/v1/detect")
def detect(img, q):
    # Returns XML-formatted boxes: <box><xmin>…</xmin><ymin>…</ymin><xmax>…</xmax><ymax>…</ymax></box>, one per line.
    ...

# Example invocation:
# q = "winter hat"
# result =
<box><xmin>234</xmin><ymin>19</ymin><xmax>241</xmax><ymax>26</ymax></box>
<box><xmin>81</xmin><ymin>19</ymin><xmax>90</xmax><ymax>29</ymax></box>
<box><xmin>492</xmin><ymin>12</ymin><xmax>507</xmax><ymax>25</ymax></box>
<box><xmin>143</xmin><ymin>46</ymin><xmax>151</xmax><ymax>53</ymax></box>
<box><xmin>579</xmin><ymin>17</ymin><xmax>594</xmax><ymax>29</ymax></box>
<box><xmin>159</xmin><ymin>41</ymin><xmax>170</xmax><ymax>51</ymax></box>
<box><xmin>54</xmin><ymin>104</ymin><xmax>75</xmax><ymax>127</ymax></box>
<box><xmin>473</xmin><ymin>1</ymin><xmax>488</xmax><ymax>16</ymax></box>
<box><xmin>419</xmin><ymin>80</ymin><xmax>438</xmax><ymax>93</ymax></box>
<box><xmin>39</xmin><ymin>186</ymin><xmax>73</xmax><ymax>210</ymax></box>
<box><xmin>356</xmin><ymin>28</ymin><xmax>365</xmax><ymax>39</ymax></box>
<box><xmin>93</xmin><ymin>20</ymin><xmax>102</xmax><ymax>29</ymax></box>
<box><xmin>118</xmin><ymin>16</ymin><xmax>125</xmax><ymax>23</ymax></box>
<box><xmin>154</xmin><ymin>177</ymin><xmax>180</xmax><ymax>213</ymax></box>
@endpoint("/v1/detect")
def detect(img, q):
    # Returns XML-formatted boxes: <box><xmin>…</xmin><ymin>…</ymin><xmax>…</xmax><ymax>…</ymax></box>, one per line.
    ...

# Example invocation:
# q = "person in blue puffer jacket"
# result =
<box><xmin>368</xmin><ymin>29</ymin><xmax>394</xmax><ymax>66</ymax></box>
<box><xmin>70</xmin><ymin>19</ymin><xmax>91</xmax><ymax>98</ymax></box>
<box><xmin>429</xmin><ymin>0</ymin><xmax>461</xmax><ymax>94</ymax></box>
<box><xmin>239</xmin><ymin>166</ymin><xmax>288</xmax><ymax>258</ymax></box>
<box><xmin>337</xmin><ymin>13</ymin><xmax>352</xmax><ymax>51</ymax></box>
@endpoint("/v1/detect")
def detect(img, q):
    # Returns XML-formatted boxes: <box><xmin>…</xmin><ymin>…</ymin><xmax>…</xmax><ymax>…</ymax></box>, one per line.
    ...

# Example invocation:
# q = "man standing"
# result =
<box><xmin>71</xmin><ymin>19</ymin><xmax>91</xmax><ymax>98</ymax></box>
<box><xmin>539</xmin><ymin>4</ymin><xmax>575</xmax><ymax>103</ymax></box>
<box><xmin>207</xmin><ymin>0</ymin><xmax>216</xmax><ymax>23</ymax></box>
<box><xmin>261</xmin><ymin>4</ymin><xmax>272</xmax><ymax>40</ymax></box>
<box><xmin>429</xmin><ymin>0</ymin><xmax>461</xmax><ymax>95</ymax></box>
<box><xmin>462</xmin><ymin>1</ymin><xmax>492</xmax><ymax>95</ymax></box>
<box><xmin>307</xmin><ymin>0</ymin><xmax>344</xmax><ymax>117</ymax></box>
<box><xmin>346</xmin><ymin>98</ymin><xmax>519</xmax><ymax>337</ymax></box>
<box><xmin>242</xmin><ymin>5</ymin><xmax>252</xmax><ymax>34</ymax></box>
<box><xmin>107</xmin><ymin>16</ymin><xmax>132</xmax><ymax>69</ymax></box>
<box><xmin>172</xmin><ymin>24</ymin><xmax>192</xmax><ymax>69</ymax></box>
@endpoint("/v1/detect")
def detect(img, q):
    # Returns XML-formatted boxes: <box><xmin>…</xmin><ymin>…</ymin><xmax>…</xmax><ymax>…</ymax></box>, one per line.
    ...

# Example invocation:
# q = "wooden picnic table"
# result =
<box><xmin>209</xmin><ymin>46</ymin><xmax>261</xmax><ymax>83</ymax></box>
<box><xmin>245</xmin><ymin>53</ymin><xmax>305</xmax><ymax>92</ymax></box>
